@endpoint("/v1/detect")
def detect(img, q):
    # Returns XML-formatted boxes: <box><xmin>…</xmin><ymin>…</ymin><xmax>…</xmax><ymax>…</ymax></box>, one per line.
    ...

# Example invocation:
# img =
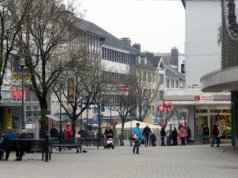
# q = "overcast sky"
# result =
<box><xmin>78</xmin><ymin>0</ymin><xmax>185</xmax><ymax>53</ymax></box>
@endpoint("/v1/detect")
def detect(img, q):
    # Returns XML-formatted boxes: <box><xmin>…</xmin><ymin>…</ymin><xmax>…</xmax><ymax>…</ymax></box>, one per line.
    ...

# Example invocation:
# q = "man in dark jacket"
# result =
<box><xmin>171</xmin><ymin>127</ymin><xmax>178</xmax><ymax>145</ymax></box>
<box><xmin>0</xmin><ymin>127</ymin><xmax>16</xmax><ymax>160</ymax></box>
<box><xmin>50</xmin><ymin>125</ymin><xmax>59</xmax><ymax>138</ymax></box>
<box><xmin>211</xmin><ymin>124</ymin><xmax>220</xmax><ymax>147</ymax></box>
<box><xmin>142</xmin><ymin>125</ymin><xmax>152</xmax><ymax>147</ymax></box>
<box><xmin>160</xmin><ymin>127</ymin><xmax>166</xmax><ymax>146</ymax></box>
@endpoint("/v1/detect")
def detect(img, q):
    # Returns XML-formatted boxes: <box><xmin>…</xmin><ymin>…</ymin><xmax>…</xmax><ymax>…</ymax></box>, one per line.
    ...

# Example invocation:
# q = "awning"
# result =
<box><xmin>116</xmin><ymin>120</ymin><xmax>161</xmax><ymax>129</ymax></box>
<box><xmin>46</xmin><ymin>113</ymin><xmax>70</xmax><ymax>122</ymax></box>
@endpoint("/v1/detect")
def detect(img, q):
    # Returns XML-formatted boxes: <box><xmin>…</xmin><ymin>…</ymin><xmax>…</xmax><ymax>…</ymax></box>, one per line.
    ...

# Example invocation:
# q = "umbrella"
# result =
<box><xmin>83</xmin><ymin>119</ymin><xmax>98</xmax><ymax>126</ymax></box>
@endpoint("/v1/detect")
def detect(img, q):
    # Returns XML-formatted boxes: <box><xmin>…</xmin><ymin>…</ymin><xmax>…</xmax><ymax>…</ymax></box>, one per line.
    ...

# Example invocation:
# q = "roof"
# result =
<box><xmin>147</xmin><ymin>56</ymin><xmax>162</xmax><ymax>68</ymax></box>
<box><xmin>165</xmin><ymin>64</ymin><xmax>185</xmax><ymax>78</ymax></box>
<box><xmin>73</xmin><ymin>18</ymin><xmax>138</xmax><ymax>52</ymax></box>
<box><xmin>136</xmin><ymin>62</ymin><xmax>156</xmax><ymax>71</ymax></box>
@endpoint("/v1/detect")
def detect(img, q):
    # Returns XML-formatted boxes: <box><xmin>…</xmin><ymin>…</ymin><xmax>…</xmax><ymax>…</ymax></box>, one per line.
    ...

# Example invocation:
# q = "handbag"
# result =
<box><xmin>130</xmin><ymin>133</ymin><xmax>138</xmax><ymax>141</ymax></box>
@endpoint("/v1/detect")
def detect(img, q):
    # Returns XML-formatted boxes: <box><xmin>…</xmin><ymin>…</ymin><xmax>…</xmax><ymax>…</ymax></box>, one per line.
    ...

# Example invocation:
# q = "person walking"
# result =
<box><xmin>142</xmin><ymin>125</ymin><xmax>152</xmax><ymax>147</ymax></box>
<box><xmin>179</xmin><ymin>125</ymin><xmax>187</xmax><ymax>146</ymax></box>
<box><xmin>211</xmin><ymin>124</ymin><xmax>220</xmax><ymax>147</ymax></box>
<box><xmin>187</xmin><ymin>126</ymin><xmax>191</xmax><ymax>144</ymax></box>
<box><xmin>160</xmin><ymin>127</ymin><xmax>166</xmax><ymax>146</ymax></box>
<box><xmin>171</xmin><ymin>127</ymin><xmax>178</xmax><ymax>145</ymax></box>
<box><xmin>131</xmin><ymin>122</ymin><xmax>142</xmax><ymax>154</ymax></box>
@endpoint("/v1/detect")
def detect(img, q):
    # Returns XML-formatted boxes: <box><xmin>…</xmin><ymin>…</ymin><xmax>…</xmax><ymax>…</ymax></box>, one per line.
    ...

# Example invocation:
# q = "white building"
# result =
<box><xmin>181</xmin><ymin>0</ymin><xmax>231</xmax><ymax>141</ymax></box>
<box><xmin>183</xmin><ymin>0</ymin><xmax>221</xmax><ymax>88</ymax></box>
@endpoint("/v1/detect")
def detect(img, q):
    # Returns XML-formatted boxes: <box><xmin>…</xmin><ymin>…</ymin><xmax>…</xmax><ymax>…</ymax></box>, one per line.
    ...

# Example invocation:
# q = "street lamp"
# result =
<box><xmin>80</xmin><ymin>99</ymin><xmax>83</xmax><ymax>131</ymax></box>
<box><xmin>109</xmin><ymin>99</ymin><xmax>112</xmax><ymax>125</ymax></box>
<box><xmin>19</xmin><ymin>56</ymin><xmax>25</xmax><ymax>130</ymax></box>
<box><xmin>59</xmin><ymin>83</ymin><xmax>62</xmax><ymax>137</ymax></box>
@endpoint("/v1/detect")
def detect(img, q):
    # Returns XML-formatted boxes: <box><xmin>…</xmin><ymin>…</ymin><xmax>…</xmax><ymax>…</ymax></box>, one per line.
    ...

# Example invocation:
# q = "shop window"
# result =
<box><xmin>210</xmin><ymin>109</ymin><xmax>221</xmax><ymax>113</ymax></box>
<box><xmin>222</xmin><ymin>109</ymin><xmax>231</xmax><ymax>113</ymax></box>
<box><xmin>196</xmin><ymin>109</ymin><xmax>208</xmax><ymax>113</ymax></box>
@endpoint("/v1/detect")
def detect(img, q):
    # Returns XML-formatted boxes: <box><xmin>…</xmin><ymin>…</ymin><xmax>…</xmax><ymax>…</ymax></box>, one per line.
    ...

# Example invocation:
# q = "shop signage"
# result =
<box><xmin>117</xmin><ymin>85</ymin><xmax>129</xmax><ymax>92</ymax></box>
<box><xmin>11</xmin><ymin>87</ymin><xmax>26</xmax><ymax>99</ymax></box>
<box><xmin>194</xmin><ymin>95</ymin><xmax>213</xmax><ymax>102</ymax></box>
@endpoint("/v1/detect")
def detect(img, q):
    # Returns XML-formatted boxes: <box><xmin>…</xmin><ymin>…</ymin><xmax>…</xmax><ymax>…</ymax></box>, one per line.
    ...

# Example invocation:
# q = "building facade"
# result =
<box><xmin>201</xmin><ymin>0</ymin><xmax>238</xmax><ymax>146</ymax></box>
<box><xmin>183</xmin><ymin>0</ymin><xmax>221</xmax><ymax>88</ymax></box>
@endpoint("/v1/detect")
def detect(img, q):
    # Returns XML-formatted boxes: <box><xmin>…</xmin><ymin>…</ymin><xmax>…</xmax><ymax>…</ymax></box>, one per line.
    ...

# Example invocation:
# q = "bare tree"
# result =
<box><xmin>109</xmin><ymin>74</ymin><xmax>138</xmax><ymax>146</ymax></box>
<box><xmin>0</xmin><ymin>0</ymin><xmax>31</xmax><ymax>99</ymax></box>
<box><xmin>16</xmin><ymin>0</ymin><xmax>84</xmax><ymax>137</ymax></box>
<box><xmin>136</xmin><ymin>81</ymin><xmax>158</xmax><ymax>122</ymax></box>
<box><xmin>52</xmin><ymin>51</ymin><xmax>112</xmax><ymax>137</ymax></box>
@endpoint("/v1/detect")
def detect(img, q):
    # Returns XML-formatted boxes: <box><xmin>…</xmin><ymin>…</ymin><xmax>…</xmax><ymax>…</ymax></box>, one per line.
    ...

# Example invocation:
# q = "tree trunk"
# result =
<box><xmin>40</xmin><ymin>106</ymin><xmax>48</xmax><ymax>138</ymax></box>
<box><xmin>39</xmin><ymin>99</ymin><xmax>48</xmax><ymax>138</ymax></box>
<box><xmin>120</xmin><ymin>121</ymin><xmax>125</xmax><ymax>146</ymax></box>
<box><xmin>72</xmin><ymin>118</ymin><xmax>76</xmax><ymax>138</ymax></box>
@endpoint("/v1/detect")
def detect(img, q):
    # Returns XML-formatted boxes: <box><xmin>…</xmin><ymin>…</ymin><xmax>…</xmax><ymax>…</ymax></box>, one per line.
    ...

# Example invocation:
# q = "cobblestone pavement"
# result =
<box><xmin>1</xmin><ymin>144</ymin><xmax>238</xmax><ymax>178</ymax></box>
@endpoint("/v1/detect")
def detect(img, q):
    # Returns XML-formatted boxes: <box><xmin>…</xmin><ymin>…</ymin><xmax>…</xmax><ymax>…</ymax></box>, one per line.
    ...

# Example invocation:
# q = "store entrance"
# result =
<box><xmin>195</xmin><ymin>105</ymin><xmax>231</xmax><ymax>143</ymax></box>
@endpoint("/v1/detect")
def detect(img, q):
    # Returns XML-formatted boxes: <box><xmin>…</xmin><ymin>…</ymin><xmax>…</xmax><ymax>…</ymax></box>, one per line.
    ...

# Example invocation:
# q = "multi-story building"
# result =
<box><xmin>49</xmin><ymin>19</ymin><xmax>140</xmax><ymax>129</ymax></box>
<box><xmin>201</xmin><ymin>0</ymin><xmax>238</xmax><ymax>145</ymax></box>
<box><xmin>135</xmin><ymin>51</ymin><xmax>157</xmax><ymax>122</ymax></box>
<box><xmin>181</xmin><ymin>0</ymin><xmax>231</xmax><ymax>141</ymax></box>
<box><xmin>182</xmin><ymin>0</ymin><xmax>221</xmax><ymax>88</ymax></box>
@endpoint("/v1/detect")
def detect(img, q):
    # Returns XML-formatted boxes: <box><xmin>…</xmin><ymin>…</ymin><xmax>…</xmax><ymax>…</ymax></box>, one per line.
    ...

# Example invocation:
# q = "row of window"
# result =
<box><xmin>103</xmin><ymin>71</ymin><xmax>128</xmax><ymax>85</ymax></box>
<box><xmin>166</xmin><ymin>79</ymin><xmax>182</xmax><ymax>88</ymax></box>
<box><xmin>102</xmin><ymin>47</ymin><xmax>136</xmax><ymax>65</ymax></box>
<box><xmin>137</xmin><ymin>71</ymin><xmax>155</xmax><ymax>82</ymax></box>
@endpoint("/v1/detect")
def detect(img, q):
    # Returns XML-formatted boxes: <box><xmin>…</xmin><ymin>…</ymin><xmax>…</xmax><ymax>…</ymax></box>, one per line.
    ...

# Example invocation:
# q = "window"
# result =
<box><xmin>166</xmin><ymin>80</ymin><xmax>170</xmax><ymax>88</ymax></box>
<box><xmin>171</xmin><ymin>80</ymin><xmax>174</xmax><ymax>88</ymax></box>
<box><xmin>143</xmin><ymin>72</ymin><xmax>147</xmax><ymax>81</ymax></box>
<box><xmin>159</xmin><ymin>74</ymin><xmax>164</xmax><ymax>85</ymax></box>
<box><xmin>159</xmin><ymin>91</ymin><xmax>164</xmax><ymax>100</ymax></box>
<box><xmin>148</xmin><ymin>72</ymin><xmax>151</xmax><ymax>82</ymax></box>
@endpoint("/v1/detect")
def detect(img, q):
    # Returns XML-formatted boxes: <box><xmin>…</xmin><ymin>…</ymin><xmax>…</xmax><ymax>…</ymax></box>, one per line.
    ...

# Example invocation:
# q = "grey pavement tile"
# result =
<box><xmin>0</xmin><ymin>144</ymin><xmax>238</xmax><ymax>178</ymax></box>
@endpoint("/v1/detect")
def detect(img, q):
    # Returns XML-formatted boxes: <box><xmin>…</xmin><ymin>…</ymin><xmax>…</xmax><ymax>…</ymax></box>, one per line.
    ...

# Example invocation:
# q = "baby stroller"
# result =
<box><xmin>104</xmin><ymin>133</ymin><xmax>114</xmax><ymax>149</ymax></box>
<box><xmin>150</xmin><ymin>133</ymin><xmax>157</xmax><ymax>146</ymax></box>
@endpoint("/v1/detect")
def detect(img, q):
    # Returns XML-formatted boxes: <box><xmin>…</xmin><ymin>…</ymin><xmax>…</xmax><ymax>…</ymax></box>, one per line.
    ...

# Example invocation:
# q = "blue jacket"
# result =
<box><xmin>131</xmin><ymin>127</ymin><xmax>143</xmax><ymax>141</ymax></box>
<box><xmin>0</xmin><ymin>130</ymin><xmax>17</xmax><ymax>148</ymax></box>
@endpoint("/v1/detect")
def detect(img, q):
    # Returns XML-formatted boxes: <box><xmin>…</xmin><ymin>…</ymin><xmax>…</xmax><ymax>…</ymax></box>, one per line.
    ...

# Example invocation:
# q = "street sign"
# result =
<box><xmin>117</xmin><ymin>85</ymin><xmax>129</xmax><ymax>92</ymax></box>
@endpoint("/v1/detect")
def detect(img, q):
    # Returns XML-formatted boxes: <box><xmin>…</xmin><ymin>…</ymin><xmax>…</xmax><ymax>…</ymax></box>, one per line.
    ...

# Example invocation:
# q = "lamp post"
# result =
<box><xmin>19</xmin><ymin>56</ymin><xmax>25</xmax><ymax>130</ymax></box>
<box><xmin>109</xmin><ymin>99</ymin><xmax>112</xmax><ymax>125</ymax></box>
<box><xmin>59</xmin><ymin>84</ymin><xmax>62</xmax><ymax>137</ymax></box>
<box><xmin>80</xmin><ymin>99</ymin><xmax>83</xmax><ymax>131</ymax></box>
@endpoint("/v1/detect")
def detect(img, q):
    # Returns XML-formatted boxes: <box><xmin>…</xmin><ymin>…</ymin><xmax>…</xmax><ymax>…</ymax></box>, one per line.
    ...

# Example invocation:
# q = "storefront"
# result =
<box><xmin>163</xmin><ymin>88</ymin><xmax>231</xmax><ymax>142</ymax></box>
<box><xmin>195</xmin><ymin>105</ymin><xmax>231</xmax><ymax>141</ymax></box>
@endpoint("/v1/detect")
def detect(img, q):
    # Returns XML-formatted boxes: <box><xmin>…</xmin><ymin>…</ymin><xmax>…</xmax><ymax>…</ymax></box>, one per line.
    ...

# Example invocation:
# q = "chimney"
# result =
<box><xmin>121</xmin><ymin>37</ymin><xmax>131</xmax><ymax>46</ymax></box>
<box><xmin>133</xmin><ymin>43</ymin><xmax>141</xmax><ymax>52</ymax></box>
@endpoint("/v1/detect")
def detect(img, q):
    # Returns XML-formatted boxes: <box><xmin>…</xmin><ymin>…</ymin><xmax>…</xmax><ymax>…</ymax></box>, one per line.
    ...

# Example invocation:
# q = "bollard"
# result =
<box><xmin>44</xmin><ymin>134</ymin><xmax>49</xmax><ymax>162</ymax></box>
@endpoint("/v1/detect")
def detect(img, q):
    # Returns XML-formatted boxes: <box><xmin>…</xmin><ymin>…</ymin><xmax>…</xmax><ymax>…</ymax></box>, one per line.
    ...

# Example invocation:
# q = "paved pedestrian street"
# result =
<box><xmin>1</xmin><ymin>144</ymin><xmax>238</xmax><ymax>178</ymax></box>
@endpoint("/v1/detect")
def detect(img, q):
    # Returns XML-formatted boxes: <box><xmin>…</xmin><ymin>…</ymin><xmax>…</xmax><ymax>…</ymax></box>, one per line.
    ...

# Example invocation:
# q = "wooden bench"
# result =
<box><xmin>50</xmin><ymin>137</ymin><xmax>82</xmax><ymax>153</ymax></box>
<box><xmin>0</xmin><ymin>139</ymin><xmax>51</xmax><ymax>161</ymax></box>
<box><xmin>77</xmin><ymin>137</ymin><xmax>102</xmax><ymax>149</ymax></box>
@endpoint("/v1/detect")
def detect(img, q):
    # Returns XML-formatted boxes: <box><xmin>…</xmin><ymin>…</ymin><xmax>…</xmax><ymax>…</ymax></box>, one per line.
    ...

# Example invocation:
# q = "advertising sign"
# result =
<box><xmin>11</xmin><ymin>55</ymin><xmax>31</xmax><ymax>80</ymax></box>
